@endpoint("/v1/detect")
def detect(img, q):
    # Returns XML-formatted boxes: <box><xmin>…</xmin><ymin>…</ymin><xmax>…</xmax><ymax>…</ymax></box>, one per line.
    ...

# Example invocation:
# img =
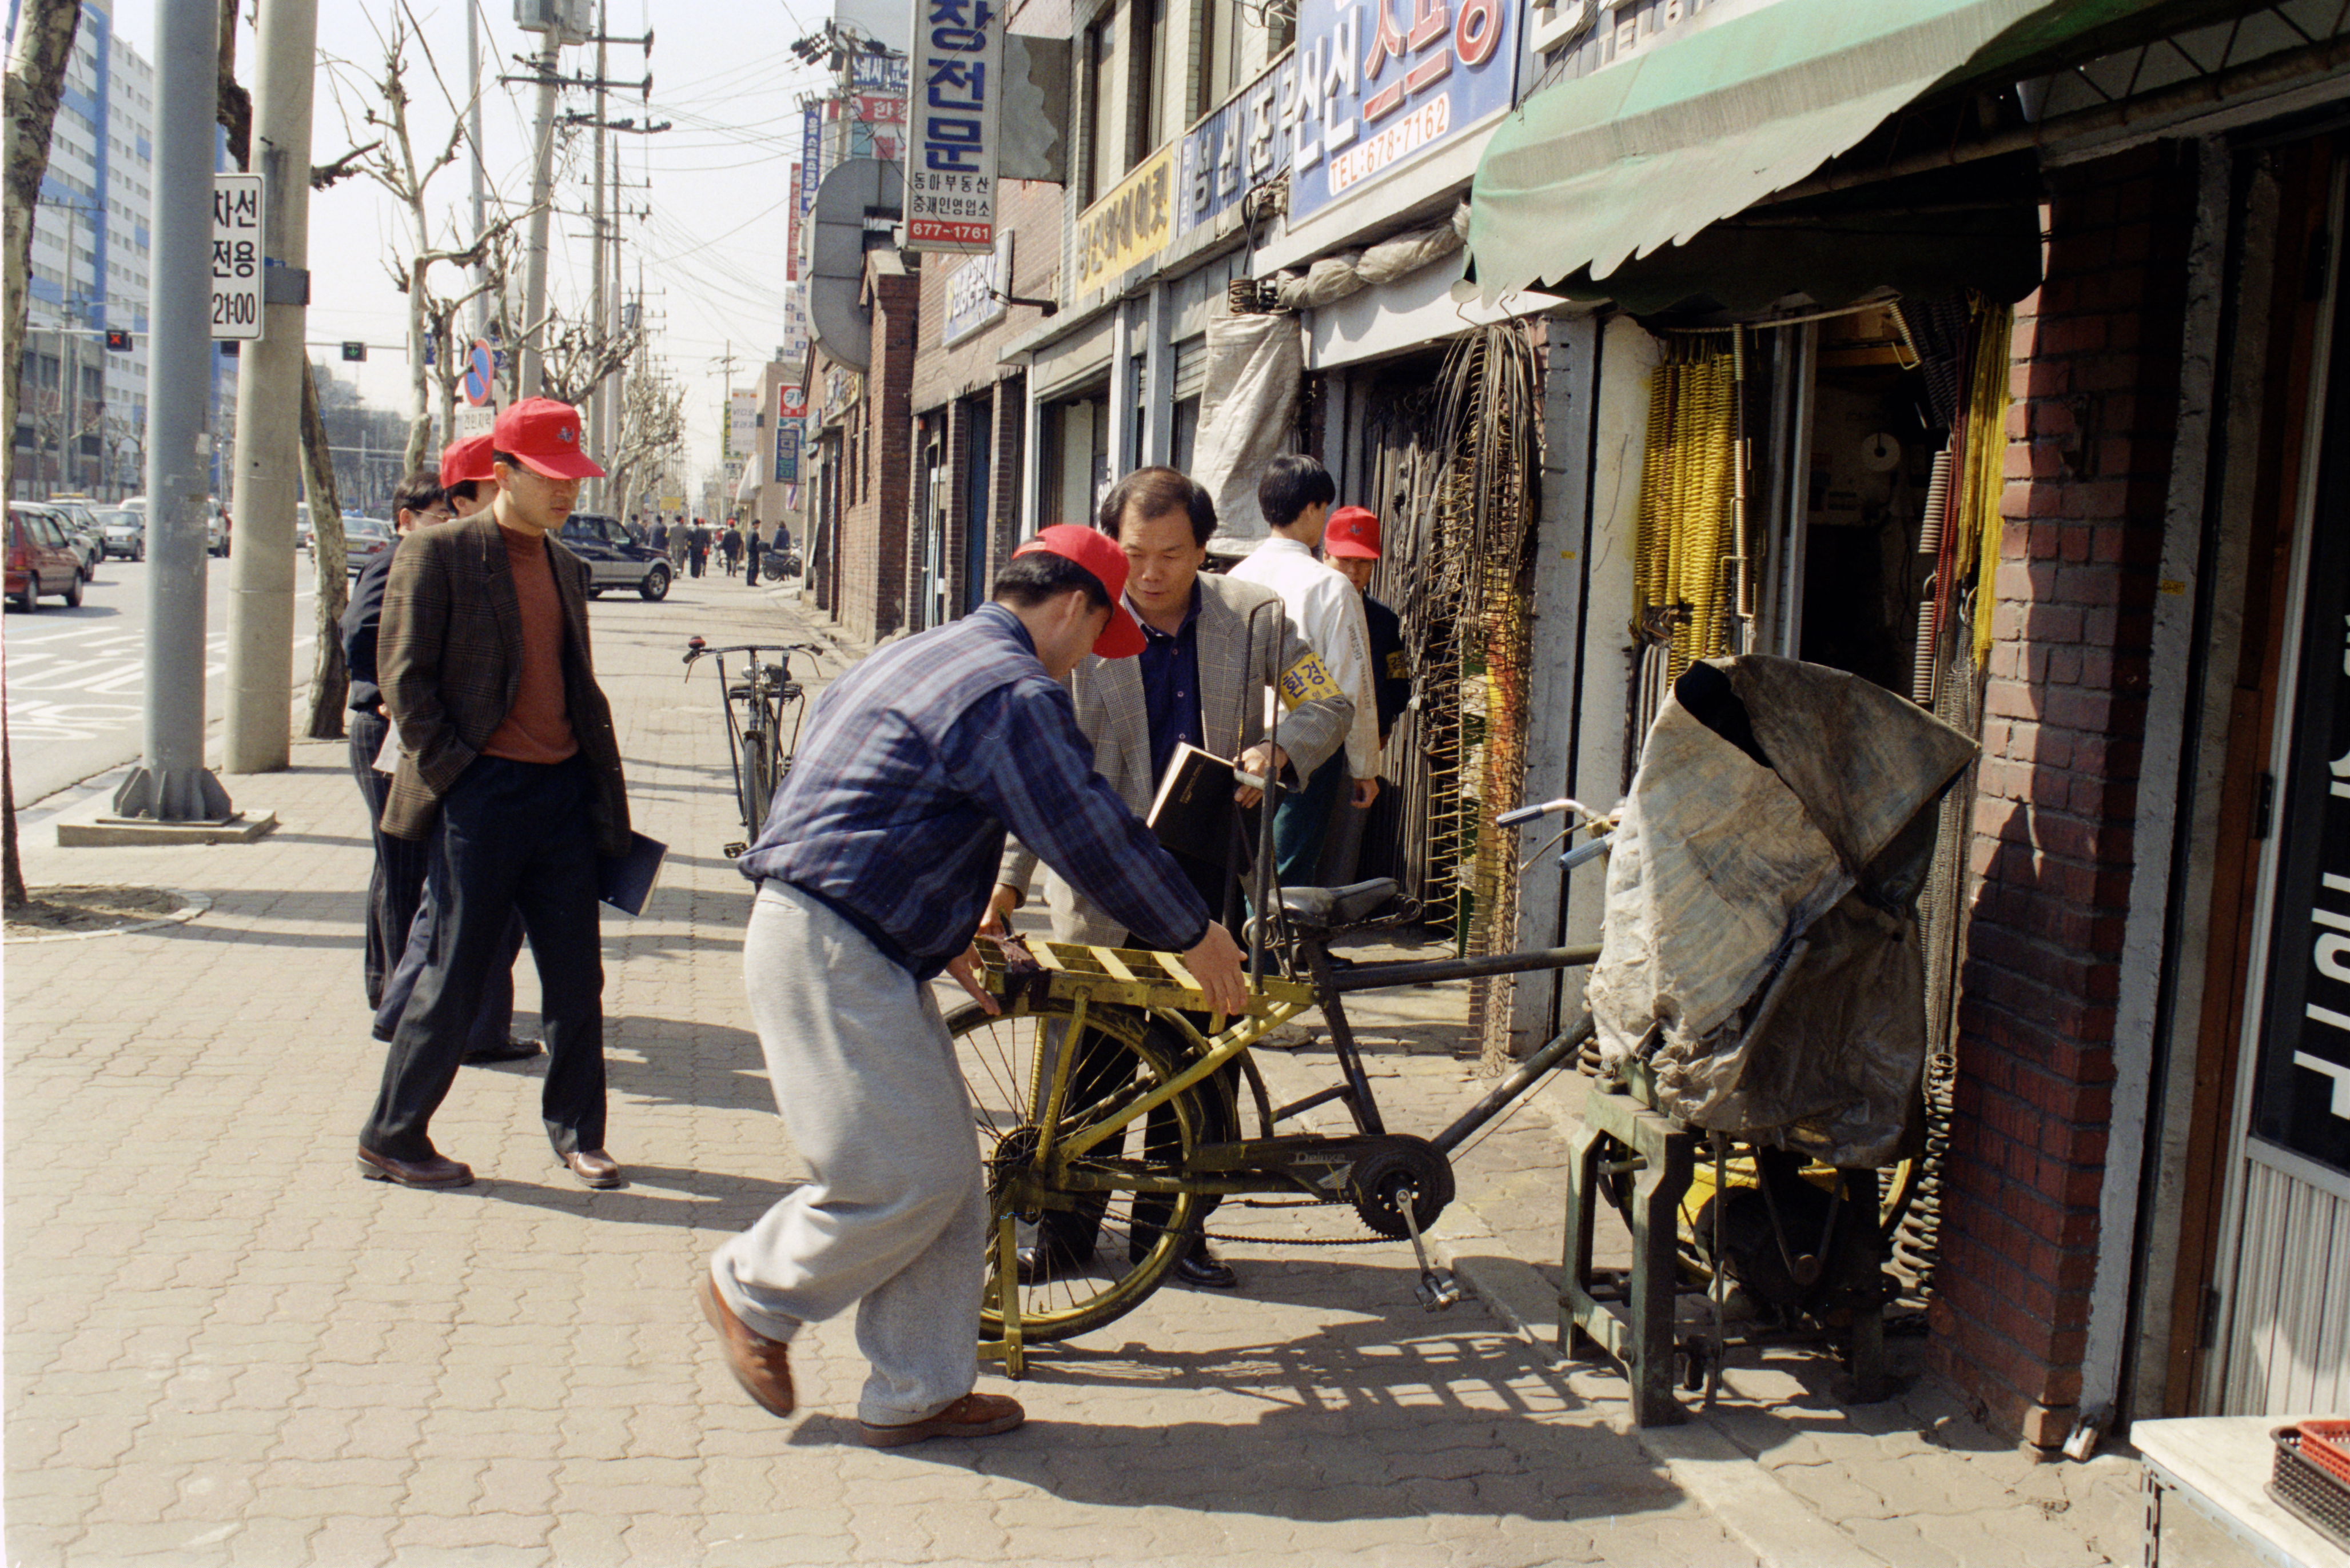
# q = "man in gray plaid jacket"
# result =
<box><xmin>983</xmin><ymin>466</ymin><xmax>1353</xmax><ymax>1288</ymax></box>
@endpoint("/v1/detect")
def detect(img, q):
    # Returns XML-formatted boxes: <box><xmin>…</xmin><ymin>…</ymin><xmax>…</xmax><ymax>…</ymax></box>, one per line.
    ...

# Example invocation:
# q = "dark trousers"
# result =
<box><xmin>690</xmin><ymin>547</ymin><xmax>707</xmax><ymax>577</ymax></box>
<box><xmin>352</xmin><ymin>708</ymin><xmax>519</xmax><ymax>1047</ymax></box>
<box><xmin>373</xmin><ymin>885</ymin><xmax>523</xmax><ymax>1052</ymax></box>
<box><xmin>350</xmin><ymin>710</ymin><xmax>431</xmax><ymax>1010</ymax></box>
<box><xmin>1272</xmin><ymin>752</ymin><xmax>1349</xmax><ymax>891</ymax></box>
<box><xmin>744</xmin><ymin>542</ymin><xmax>762</xmax><ymax>585</ymax></box>
<box><xmin>361</xmin><ymin>755</ymin><xmax>608</xmax><ymax>1160</ymax></box>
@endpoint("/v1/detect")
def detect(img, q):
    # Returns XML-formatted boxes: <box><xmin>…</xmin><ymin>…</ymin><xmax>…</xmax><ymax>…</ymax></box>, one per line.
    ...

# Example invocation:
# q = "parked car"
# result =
<box><xmin>7</xmin><ymin>503</ymin><xmax>88</xmax><ymax>610</ymax></box>
<box><xmin>344</xmin><ymin>516</ymin><xmax>397</xmax><ymax>577</ymax></box>
<box><xmin>44</xmin><ymin>497</ymin><xmax>105</xmax><ymax>577</ymax></box>
<box><xmin>117</xmin><ymin>494</ymin><xmax>227</xmax><ymax>556</ymax></box>
<box><xmin>559</xmin><ymin>512</ymin><xmax>672</xmax><ymax>602</ymax></box>
<box><xmin>294</xmin><ymin>502</ymin><xmax>313</xmax><ymax>553</ymax></box>
<box><xmin>94</xmin><ymin>506</ymin><xmax>145</xmax><ymax>560</ymax></box>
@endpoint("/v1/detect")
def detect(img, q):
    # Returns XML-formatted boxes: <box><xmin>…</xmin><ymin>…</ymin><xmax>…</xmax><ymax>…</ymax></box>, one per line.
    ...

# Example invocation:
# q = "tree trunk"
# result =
<box><xmin>2</xmin><ymin>0</ymin><xmax>84</xmax><ymax>911</ymax></box>
<box><xmin>405</xmin><ymin>259</ymin><xmax>433</xmax><ymax>472</ymax></box>
<box><xmin>301</xmin><ymin>360</ymin><xmax>352</xmax><ymax>739</ymax></box>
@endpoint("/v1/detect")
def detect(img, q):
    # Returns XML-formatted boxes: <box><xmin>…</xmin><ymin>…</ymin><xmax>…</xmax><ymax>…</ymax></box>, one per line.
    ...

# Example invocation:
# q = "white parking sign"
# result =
<box><xmin>211</xmin><ymin>174</ymin><xmax>264</xmax><ymax>340</ymax></box>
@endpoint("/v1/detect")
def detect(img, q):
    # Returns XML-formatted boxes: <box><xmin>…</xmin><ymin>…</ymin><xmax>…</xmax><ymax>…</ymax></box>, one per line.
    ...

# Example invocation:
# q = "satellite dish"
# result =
<box><xmin>808</xmin><ymin>158</ymin><xmax>903</xmax><ymax>372</ymax></box>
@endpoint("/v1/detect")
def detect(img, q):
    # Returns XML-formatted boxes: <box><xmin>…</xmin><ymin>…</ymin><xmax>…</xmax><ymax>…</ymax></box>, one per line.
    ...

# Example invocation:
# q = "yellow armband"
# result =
<box><xmin>1277</xmin><ymin>651</ymin><xmax>1343</xmax><ymax>708</ymax></box>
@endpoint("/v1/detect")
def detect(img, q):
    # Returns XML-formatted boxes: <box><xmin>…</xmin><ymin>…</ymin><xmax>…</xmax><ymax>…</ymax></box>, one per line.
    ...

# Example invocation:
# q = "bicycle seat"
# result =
<box><xmin>1278</xmin><ymin>878</ymin><xmax>1400</xmax><ymax>931</ymax></box>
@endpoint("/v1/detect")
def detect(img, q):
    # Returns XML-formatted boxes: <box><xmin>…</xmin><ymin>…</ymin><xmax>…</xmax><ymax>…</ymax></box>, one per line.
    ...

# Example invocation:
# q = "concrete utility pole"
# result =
<box><xmin>113</xmin><ymin>0</ymin><xmax>233</xmax><ymax>823</ymax></box>
<box><xmin>587</xmin><ymin>1</ymin><xmax>607</xmax><ymax>508</ymax></box>
<box><xmin>222</xmin><ymin>0</ymin><xmax>319</xmax><ymax>775</ymax></box>
<box><xmin>520</xmin><ymin>42</ymin><xmax>560</xmax><ymax>397</ymax></box>
<box><xmin>467</xmin><ymin>0</ymin><xmax>489</xmax><ymax>337</ymax></box>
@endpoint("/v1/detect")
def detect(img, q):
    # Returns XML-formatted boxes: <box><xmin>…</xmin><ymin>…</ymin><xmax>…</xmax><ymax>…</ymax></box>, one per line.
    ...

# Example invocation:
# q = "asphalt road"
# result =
<box><xmin>1</xmin><ymin>555</ymin><xmax>318</xmax><ymax>805</ymax></box>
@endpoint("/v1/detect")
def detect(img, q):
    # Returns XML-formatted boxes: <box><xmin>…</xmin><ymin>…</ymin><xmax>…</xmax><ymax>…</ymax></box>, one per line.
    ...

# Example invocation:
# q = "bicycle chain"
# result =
<box><xmin>1201</xmin><ymin>1198</ymin><xmax>1396</xmax><ymax>1247</ymax></box>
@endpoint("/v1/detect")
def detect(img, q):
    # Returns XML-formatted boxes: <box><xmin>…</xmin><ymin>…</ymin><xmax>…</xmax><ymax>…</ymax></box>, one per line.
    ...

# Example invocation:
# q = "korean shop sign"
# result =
<box><xmin>905</xmin><ymin>0</ymin><xmax>1002</xmax><ymax>252</ymax></box>
<box><xmin>1073</xmin><ymin>143</ymin><xmax>1173</xmax><ymax>297</ymax></box>
<box><xmin>210</xmin><ymin>174</ymin><xmax>264</xmax><ymax>340</ymax></box>
<box><xmin>1287</xmin><ymin>0</ymin><xmax>1517</xmax><ymax>224</ymax></box>
<box><xmin>1178</xmin><ymin>55</ymin><xmax>1293</xmax><ymax>239</ymax></box>
<box><xmin>943</xmin><ymin>231</ymin><xmax>1012</xmax><ymax>346</ymax></box>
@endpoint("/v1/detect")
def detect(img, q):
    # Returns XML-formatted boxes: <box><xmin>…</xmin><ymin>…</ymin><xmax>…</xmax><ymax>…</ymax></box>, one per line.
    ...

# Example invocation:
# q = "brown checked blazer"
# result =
<box><xmin>377</xmin><ymin>512</ymin><xmax>631</xmax><ymax>857</ymax></box>
<box><xmin>1000</xmin><ymin>572</ymin><xmax>1352</xmax><ymax>942</ymax></box>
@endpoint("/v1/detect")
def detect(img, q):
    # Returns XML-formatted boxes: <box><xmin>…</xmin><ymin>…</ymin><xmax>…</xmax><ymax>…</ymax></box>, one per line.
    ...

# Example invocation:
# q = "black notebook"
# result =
<box><xmin>1146</xmin><ymin>744</ymin><xmax>1251</xmax><ymax>857</ymax></box>
<box><xmin>598</xmin><ymin>832</ymin><xmax>668</xmax><ymax>917</ymax></box>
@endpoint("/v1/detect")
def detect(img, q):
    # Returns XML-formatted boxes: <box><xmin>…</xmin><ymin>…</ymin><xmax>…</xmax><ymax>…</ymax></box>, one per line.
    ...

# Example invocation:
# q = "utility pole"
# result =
<box><xmin>113</xmin><ymin>0</ymin><xmax>233</xmax><ymax>824</ymax></box>
<box><xmin>520</xmin><ymin>38</ymin><xmax>561</xmax><ymax>397</ymax></box>
<box><xmin>587</xmin><ymin>0</ymin><xmax>607</xmax><ymax>507</ymax></box>
<box><xmin>222</xmin><ymin>0</ymin><xmax>318</xmax><ymax>774</ymax></box>
<box><xmin>467</xmin><ymin>0</ymin><xmax>488</xmax><ymax>337</ymax></box>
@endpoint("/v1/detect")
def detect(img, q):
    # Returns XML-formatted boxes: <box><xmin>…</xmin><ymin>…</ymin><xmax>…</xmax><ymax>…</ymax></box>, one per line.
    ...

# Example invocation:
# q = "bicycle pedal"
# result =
<box><xmin>1416</xmin><ymin>1269</ymin><xmax>1462</xmax><ymax>1312</ymax></box>
<box><xmin>723</xmin><ymin>841</ymin><xmax>747</xmax><ymax>859</ymax></box>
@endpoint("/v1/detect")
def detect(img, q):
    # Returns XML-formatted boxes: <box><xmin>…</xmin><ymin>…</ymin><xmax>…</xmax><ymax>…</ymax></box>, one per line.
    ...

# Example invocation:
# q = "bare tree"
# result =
<box><xmin>3</xmin><ymin>0</ymin><xmax>82</xmax><ymax>911</ymax></box>
<box><xmin>602</xmin><ymin>361</ymin><xmax>686</xmax><ymax>532</ymax></box>
<box><xmin>538</xmin><ymin>310</ymin><xmax>644</xmax><ymax>412</ymax></box>
<box><xmin>325</xmin><ymin>10</ymin><xmax>530</xmax><ymax>471</ymax></box>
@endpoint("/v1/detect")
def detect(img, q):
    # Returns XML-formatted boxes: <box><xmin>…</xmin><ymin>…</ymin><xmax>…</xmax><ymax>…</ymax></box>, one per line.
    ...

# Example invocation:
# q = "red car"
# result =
<box><xmin>7</xmin><ymin>502</ymin><xmax>88</xmax><ymax>611</ymax></box>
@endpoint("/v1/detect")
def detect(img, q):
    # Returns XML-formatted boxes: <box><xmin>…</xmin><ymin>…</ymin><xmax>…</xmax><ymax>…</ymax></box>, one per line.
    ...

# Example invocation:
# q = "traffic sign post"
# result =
<box><xmin>461</xmin><ymin>338</ymin><xmax>496</xmax><ymax>406</ymax></box>
<box><xmin>210</xmin><ymin>173</ymin><xmax>264</xmax><ymax>341</ymax></box>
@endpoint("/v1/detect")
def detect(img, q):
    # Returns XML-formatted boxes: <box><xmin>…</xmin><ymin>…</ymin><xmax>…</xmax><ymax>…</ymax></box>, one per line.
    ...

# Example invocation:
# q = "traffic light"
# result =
<box><xmin>103</xmin><ymin>328</ymin><xmax>132</xmax><ymax>351</ymax></box>
<box><xmin>341</xmin><ymin>341</ymin><xmax>367</xmax><ymax>362</ymax></box>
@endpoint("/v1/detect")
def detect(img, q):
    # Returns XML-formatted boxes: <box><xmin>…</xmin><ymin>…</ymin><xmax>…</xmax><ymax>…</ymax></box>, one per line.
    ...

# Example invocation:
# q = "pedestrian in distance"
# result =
<box><xmin>689</xmin><ymin>517</ymin><xmax>710</xmax><ymax>578</ymax></box>
<box><xmin>700</xmin><ymin>524</ymin><xmax>1250</xmax><ymax>1447</ymax></box>
<box><xmin>720</xmin><ymin>519</ymin><xmax>742</xmax><ymax>574</ymax></box>
<box><xmin>357</xmin><ymin>397</ymin><xmax>634</xmax><ymax>1192</ymax></box>
<box><xmin>1226</xmin><ymin>454</ymin><xmax>1381</xmax><ymax>891</ymax></box>
<box><xmin>360</xmin><ymin>436</ymin><xmax>542</xmax><ymax>1068</ymax></box>
<box><xmin>649</xmin><ymin>516</ymin><xmax>669</xmax><ymax>557</ymax></box>
<box><xmin>744</xmin><ymin>521</ymin><xmax>764</xmax><ymax>587</ymax></box>
<box><xmin>1319</xmin><ymin>506</ymin><xmax>1412</xmax><ymax>749</ymax></box>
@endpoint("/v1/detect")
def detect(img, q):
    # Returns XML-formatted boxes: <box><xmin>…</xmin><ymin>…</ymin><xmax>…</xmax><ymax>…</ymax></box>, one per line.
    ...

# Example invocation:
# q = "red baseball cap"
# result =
<box><xmin>1324</xmin><ymin>505</ymin><xmax>1381</xmax><ymax>559</ymax></box>
<box><xmin>1012</xmin><ymin>525</ymin><xmax>1147</xmax><ymax>659</ymax></box>
<box><xmin>492</xmin><ymin>396</ymin><xmax>605</xmax><ymax>480</ymax></box>
<box><xmin>439</xmin><ymin>432</ymin><xmax>496</xmax><ymax>488</ymax></box>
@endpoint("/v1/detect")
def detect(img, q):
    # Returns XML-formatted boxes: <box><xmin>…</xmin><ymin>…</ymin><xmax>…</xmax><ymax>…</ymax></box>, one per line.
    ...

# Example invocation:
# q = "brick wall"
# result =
<box><xmin>1930</xmin><ymin>142</ymin><xmax>2199</xmax><ymax>1447</ymax></box>
<box><xmin>836</xmin><ymin>260</ymin><xmax>921</xmax><ymax>642</ymax></box>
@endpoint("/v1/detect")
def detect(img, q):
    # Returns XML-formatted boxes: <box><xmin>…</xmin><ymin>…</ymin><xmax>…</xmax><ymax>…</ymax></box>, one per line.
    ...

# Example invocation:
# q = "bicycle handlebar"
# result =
<box><xmin>681</xmin><ymin>641</ymin><xmax>826</xmax><ymax>667</ymax></box>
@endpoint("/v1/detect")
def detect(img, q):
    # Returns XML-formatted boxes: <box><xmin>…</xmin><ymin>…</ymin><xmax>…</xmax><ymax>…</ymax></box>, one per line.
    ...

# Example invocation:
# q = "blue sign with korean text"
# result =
<box><xmin>1280</xmin><ymin>0</ymin><xmax>1517</xmax><ymax>224</ymax></box>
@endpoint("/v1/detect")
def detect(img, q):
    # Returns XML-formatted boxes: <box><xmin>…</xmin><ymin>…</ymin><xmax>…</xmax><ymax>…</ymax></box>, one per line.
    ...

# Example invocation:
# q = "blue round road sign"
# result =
<box><xmin>461</xmin><ymin>339</ymin><xmax>495</xmax><ymax>406</ymax></box>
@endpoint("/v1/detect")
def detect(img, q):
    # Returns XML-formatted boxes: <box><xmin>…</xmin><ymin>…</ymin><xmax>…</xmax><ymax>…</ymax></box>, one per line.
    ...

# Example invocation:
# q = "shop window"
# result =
<box><xmin>1171</xmin><ymin>394</ymin><xmax>1199</xmax><ymax>474</ymax></box>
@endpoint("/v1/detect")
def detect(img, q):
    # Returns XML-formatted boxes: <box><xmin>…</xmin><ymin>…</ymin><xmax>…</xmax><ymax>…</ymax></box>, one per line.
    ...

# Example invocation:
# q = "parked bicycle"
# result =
<box><xmin>952</xmin><ymin>799</ymin><xmax>1620</xmax><ymax>1370</ymax></box>
<box><xmin>682</xmin><ymin>637</ymin><xmax>823</xmax><ymax>856</ymax></box>
<box><xmin>953</xmin><ymin>794</ymin><xmax>1920</xmax><ymax>1375</ymax></box>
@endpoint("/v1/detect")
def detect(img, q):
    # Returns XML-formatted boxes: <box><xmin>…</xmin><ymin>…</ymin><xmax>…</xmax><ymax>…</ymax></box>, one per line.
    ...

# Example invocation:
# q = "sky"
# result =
<box><xmin>105</xmin><ymin>0</ymin><xmax>837</xmax><ymax>481</ymax></box>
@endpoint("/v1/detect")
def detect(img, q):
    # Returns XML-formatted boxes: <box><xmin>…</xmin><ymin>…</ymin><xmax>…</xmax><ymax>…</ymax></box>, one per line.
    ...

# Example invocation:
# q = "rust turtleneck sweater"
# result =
<box><xmin>480</xmin><ymin>523</ymin><xmax>579</xmax><ymax>764</ymax></box>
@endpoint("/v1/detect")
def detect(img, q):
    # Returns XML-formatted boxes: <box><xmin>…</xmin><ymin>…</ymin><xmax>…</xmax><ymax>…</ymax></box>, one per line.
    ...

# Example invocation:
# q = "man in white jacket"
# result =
<box><xmin>1227</xmin><ymin>454</ymin><xmax>1380</xmax><ymax>888</ymax></box>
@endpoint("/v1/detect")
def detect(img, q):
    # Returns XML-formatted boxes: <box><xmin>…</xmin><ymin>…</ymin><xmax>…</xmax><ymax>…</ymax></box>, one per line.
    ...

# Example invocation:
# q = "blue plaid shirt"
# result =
<box><xmin>738</xmin><ymin>603</ymin><xmax>1211</xmax><ymax>977</ymax></box>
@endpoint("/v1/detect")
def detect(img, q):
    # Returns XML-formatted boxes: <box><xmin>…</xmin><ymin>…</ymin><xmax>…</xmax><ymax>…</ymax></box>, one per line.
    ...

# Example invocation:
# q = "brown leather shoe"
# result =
<box><xmin>356</xmin><ymin>1146</ymin><xmax>473</xmax><ymax>1188</ymax></box>
<box><xmin>558</xmin><ymin>1149</ymin><xmax>623</xmax><ymax>1188</ymax></box>
<box><xmin>860</xmin><ymin>1393</ymin><xmax>1025</xmax><ymax>1449</ymax></box>
<box><xmin>697</xmin><ymin>1272</ymin><xmax>795</xmax><ymax>1417</ymax></box>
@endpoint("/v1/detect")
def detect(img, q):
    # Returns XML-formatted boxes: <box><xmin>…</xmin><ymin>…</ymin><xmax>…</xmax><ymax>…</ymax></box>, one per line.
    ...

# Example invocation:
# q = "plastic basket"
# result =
<box><xmin>2269</xmin><ymin>1427</ymin><xmax>2350</xmax><ymax>1554</ymax></box>
<box><xmin>2300</xmin><ymin>1419</ymin><xmax>2350</xmax><ymax>1489</ymax></box>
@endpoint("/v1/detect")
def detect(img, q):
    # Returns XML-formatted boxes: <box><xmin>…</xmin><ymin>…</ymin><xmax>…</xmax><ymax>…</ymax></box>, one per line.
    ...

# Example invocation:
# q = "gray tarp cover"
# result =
<box><xmin>1587</xmin><ymin>656</ymin><xmax>1977</xmax><ymax>1167</ymax></box>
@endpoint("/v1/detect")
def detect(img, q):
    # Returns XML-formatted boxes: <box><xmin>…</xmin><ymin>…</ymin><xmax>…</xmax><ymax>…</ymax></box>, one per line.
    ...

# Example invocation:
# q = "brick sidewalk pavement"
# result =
<box><xmin>3</xmin><ymin>576</ymin><xmax>2138</xmax><ymax>1566</ymax></box>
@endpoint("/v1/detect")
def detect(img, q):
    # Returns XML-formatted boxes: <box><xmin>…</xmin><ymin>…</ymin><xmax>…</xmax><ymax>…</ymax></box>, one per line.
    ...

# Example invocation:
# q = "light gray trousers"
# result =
<box><xmin>711</xmin><ymin>880</ymin><xmax>986</xmax><ymax>1426</ymax></box>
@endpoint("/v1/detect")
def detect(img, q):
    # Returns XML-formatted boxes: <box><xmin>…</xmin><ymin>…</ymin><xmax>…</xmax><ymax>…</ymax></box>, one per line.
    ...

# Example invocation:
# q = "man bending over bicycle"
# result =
<box><xmin>699</xmin><ymin>525</ymin><xmax>1248</xmax><ymax>1448</ymax></box>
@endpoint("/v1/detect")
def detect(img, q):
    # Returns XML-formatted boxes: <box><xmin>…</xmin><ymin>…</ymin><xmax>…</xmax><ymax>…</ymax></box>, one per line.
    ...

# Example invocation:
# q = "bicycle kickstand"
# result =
<box><xmin>1395</xmin><ymin>1185</ymin><xmax>1462</xmax><ymax>1312</ymax></box>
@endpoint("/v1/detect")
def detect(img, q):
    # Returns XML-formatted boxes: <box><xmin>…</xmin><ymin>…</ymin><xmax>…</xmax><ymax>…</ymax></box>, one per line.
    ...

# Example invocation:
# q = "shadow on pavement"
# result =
<box><xmin>468</xmin><ymin>1163</ymin><xmax>802</xmax><ymax>1231</ymax></box>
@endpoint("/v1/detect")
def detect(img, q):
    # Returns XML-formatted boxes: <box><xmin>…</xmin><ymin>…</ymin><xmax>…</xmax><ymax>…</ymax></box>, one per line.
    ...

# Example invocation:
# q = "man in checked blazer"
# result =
<box><xmin>357</xmin><ymin>397</ymin><xmax>633</xmax><ymax>1193</ymax></box>
<box><xmin>982</xmin><ymin>466</ymin><xmax>1353</xmax><ymax>1287</ymax></box>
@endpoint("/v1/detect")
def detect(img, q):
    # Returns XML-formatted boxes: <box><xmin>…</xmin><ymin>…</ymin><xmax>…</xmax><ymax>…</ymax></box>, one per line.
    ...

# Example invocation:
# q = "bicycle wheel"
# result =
<box><xmin>739</xmin><ymin>739</ymin><xmax>774</xmax><ymax>840</ymax></box>
<box><xmin>945</xmin><ymin>995</ymin><xmax>1204</xmax><ymax>1343</ymax></box>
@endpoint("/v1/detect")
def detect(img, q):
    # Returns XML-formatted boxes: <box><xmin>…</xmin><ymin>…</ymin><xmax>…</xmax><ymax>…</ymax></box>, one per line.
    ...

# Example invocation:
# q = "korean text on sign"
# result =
<box><xmin>903</xmin><ymin>0</ymin><xmax>1001</xmax><ymax>252</ymax></box>
<box><xmin>210</xmin><ymin>174</ymin><xmax>265</xmax><ymax>341</ymax></box>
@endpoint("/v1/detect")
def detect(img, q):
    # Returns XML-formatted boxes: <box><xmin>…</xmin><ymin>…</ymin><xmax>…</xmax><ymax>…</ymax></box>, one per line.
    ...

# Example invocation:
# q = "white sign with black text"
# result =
<box><xmin>942</xmin><ymin>232</ymin><xmax>1011</xmax><ymax>346</ymax></box>
<box><xmin>210</xmin><ymin>174</ymin><xmax>264</xmax><ymax>341</ymax></box>
<box><xmin>903</xmin><ymin>0</ymin><xmax>1001</xmax><ymax>252</ymax></box>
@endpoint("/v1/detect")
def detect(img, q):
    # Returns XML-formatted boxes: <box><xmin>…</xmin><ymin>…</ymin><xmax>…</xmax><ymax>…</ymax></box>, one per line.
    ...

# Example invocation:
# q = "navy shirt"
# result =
<box><xmin>1134</xmin><ymin>582</ymin><xmax>1205</xmax><ymax>781</ymax></box>
<box><xmin>1364</xmin><ymin>593</ymin><xmax>1411</xmax><ymax>746</ymax></box>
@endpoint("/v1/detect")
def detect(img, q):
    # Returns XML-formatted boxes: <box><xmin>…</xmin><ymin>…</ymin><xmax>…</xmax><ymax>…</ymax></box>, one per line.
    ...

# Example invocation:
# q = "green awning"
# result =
<box><xmin>1466</xmin><ymin>0</ymin><xmax>2152</xmax><ymax>305</ymax></box>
